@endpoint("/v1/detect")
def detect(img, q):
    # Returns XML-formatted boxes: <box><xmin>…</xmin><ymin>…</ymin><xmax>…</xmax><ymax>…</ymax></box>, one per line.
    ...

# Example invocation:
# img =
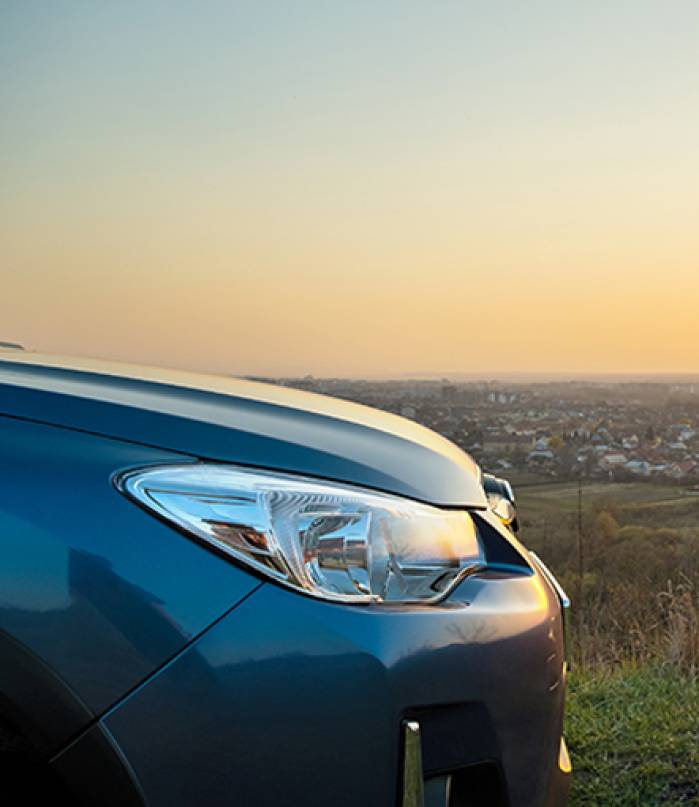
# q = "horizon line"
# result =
<box><xmin>244</xmin><ymin>370</ymin><xmax>699</xmax><ymax>383</ymax></box>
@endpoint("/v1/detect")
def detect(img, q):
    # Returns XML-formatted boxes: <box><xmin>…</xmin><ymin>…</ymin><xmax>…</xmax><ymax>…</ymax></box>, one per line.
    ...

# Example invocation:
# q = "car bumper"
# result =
<box><xmin>54</xmin><ymin>566</ymin><xmax>570</xmax><ymax>806</ymax></box>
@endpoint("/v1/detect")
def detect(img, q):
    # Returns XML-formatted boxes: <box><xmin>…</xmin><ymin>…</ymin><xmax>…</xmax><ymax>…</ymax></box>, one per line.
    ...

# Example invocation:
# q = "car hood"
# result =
<box><xmin>0</xmin><ymin>352</ymin><xmax>486</xmax><ymax>508</ymax></box>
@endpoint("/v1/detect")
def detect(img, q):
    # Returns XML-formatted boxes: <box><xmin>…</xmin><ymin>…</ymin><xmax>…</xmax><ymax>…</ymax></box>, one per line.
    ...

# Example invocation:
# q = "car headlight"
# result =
<box><xmin>117</xmin><ymin>463</ymin><xmax>485</xmax><ymax>604</ymax></box>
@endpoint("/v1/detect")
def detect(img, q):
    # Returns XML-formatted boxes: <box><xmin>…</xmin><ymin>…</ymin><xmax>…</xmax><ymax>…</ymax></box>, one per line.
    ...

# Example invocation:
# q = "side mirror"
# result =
<box><xmin>491</xmin><ymin>496</ymin><xmax>517</xmax><ymax>526</ymax></box>
<box><xmin>482</xmin><ymin>473</ymin><xmax>519</xmax><ymax>532</ymax></box>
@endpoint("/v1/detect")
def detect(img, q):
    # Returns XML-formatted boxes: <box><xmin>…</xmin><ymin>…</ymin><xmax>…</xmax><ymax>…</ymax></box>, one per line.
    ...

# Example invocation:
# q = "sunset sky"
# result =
<box><xmin>2</xmin><ymin>2</ymin><xmax>698</xmax><ymax>377</ymax></box>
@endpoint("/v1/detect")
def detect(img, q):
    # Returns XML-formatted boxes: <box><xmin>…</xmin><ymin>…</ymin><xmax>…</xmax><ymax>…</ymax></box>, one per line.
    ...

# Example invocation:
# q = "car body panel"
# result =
<box><xmin>96</xmin><ymin>569</ymin><xmax>567</xmax><ymax>806</ymax></box>
<box><xmin>0</xmin><ymin>415</ymin><xmax>260</xmax><ymax>751</ymax></box>
<box><xmin>50</xmin><ymin>721</ymin><xmax>147</xmax><ymax>807</ymax></box>
<box><xmin>0</xmin><ymin>352</ymin><xmax>569</xmax><ymax>805</ymax></box>
<box><xmin>0</xmin><ymin>354</ymin><xmax>486</xmax><ymax>508</ymax></box>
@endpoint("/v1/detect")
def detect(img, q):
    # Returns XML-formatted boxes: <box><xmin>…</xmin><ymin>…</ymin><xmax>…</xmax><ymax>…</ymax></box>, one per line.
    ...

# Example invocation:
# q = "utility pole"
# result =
<box><xmin>576</xmin><ymin>475</ymin><xmax>585</xmax><ymax>656</ymax></box>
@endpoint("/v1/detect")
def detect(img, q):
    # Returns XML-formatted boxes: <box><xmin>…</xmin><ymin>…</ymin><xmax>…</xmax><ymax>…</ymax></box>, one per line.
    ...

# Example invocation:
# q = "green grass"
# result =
<box><xmin>510</xmin><ymin>481</ymin><xmax>699</xmax><ymax>803</ymax></box>
<box><xmin>567</xmin><ymin>665</ymin><xmax>699</xmax><ymax>805</ymax></box>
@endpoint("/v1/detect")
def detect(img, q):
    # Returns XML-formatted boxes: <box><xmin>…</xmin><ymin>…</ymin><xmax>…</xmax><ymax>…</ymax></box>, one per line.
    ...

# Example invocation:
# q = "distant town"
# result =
<box><xmin>251</xmin><ymin>376</ymin><xmax>699</xmax><ymax>485</ymax></box>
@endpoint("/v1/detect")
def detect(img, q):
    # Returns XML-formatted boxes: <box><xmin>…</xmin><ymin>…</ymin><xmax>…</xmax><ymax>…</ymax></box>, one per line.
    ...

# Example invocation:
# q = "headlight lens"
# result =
<box><xmin>118</xmin><ymin>463</ymin><xmax>484</xmax><ymax>604</ymax></box>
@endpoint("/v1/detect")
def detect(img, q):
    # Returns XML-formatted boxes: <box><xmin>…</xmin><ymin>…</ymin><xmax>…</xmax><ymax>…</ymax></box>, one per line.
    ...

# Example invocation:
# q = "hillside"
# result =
<box><xmin>516</xmin><ymin>482</ymin><xmax>699</xmax><ymax>805</ymax></box>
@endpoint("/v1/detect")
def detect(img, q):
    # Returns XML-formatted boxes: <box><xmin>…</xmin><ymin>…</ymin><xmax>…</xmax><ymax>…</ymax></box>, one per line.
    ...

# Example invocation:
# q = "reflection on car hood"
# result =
<box><xmin>0</xmin><ymin>353</ymin><xmax>486</xmax><ymax>508</ymax></box>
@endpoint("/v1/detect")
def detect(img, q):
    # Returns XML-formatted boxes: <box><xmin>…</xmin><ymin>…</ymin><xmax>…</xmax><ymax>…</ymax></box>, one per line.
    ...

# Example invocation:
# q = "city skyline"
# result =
<box><xmin>276</xmin><ymin>374</ymin><xmax>699</xmax><ymax>485</ymax></box>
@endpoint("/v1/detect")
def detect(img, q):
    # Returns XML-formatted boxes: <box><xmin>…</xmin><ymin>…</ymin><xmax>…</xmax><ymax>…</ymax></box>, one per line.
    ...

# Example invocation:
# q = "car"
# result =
<box><xmin>0</xmin><ymin>348</ymin><xmax>571</xmax><ymax>806</ymax></box>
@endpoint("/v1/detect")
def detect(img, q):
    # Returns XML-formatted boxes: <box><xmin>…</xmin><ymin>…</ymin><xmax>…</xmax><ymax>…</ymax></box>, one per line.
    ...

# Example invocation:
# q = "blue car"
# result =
<box><xmin>0</xmin><ymin>348</ymin><xmax>571</xmax><ymax>806</ymax></box>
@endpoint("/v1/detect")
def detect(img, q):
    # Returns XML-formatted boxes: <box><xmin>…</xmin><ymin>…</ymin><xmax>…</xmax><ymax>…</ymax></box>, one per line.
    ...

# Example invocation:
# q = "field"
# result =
<box><xmin>515</xmin><ymin>481</ymin><xmax>699</xmax><ymax>805</ymax></box>
<box><xmin>567</xmin><ymin>665</ymin><xmax>699</xmax><ymax>805</ymax></box>
<box><xmin>517</xmin><ymin>480</ymin><xmax>699</xmax><ymax>518</ymax></box>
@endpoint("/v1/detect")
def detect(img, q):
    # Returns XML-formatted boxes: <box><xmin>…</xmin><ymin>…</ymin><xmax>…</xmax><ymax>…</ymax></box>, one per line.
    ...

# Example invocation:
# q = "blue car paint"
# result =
<box><xmin>0</xmin><ymin>356</ymin><xmax>486</xmax><ymax>508</ymax></box>
<box><xmin>92</xmin><ymin>569</ymin><xmax>566</xmax><ymax>806</ymax></box>
<box><xmin>0</xmin><ymin>415</ymin><xmax>260</xmax><ymax>750</ymax></box>
<box><xmin>0</xmin><ymin>353</ymin><xmax>570</xmax><ymax>806</ymax></box>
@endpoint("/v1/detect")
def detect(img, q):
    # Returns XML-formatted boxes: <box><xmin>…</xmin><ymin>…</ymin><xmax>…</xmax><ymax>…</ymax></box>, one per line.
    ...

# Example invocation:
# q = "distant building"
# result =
<box><xmin>625</xmin><ymin>459</ymin><xmax>650</xmax><ymax>477</ymax></box>
<box><xmin>441</xmin><ymin>385</ymin><xmax>457</xmax><ymax>402</ymax></box>
<box><xmin>528</xmin><ymin>449</ymin><xmax>555</xmax><ymax>463</ymax></box>
<box><xmin>599</xmin><ymin>453</ymin><xmax>628</xmax><ymax>472</ymax></box>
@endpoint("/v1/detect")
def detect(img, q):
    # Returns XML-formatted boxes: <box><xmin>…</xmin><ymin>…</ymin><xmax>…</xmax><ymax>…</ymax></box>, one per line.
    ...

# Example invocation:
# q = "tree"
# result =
<box><xmin>549</xmin><ymin>435</ymin><xmax>565</xmax><ymax>451</ymax></box>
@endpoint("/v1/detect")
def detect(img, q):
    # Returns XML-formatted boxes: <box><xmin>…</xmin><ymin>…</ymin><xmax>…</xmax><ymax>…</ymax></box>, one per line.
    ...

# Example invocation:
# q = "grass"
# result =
<box><xmin>517</xmin><ymin>481</ymin><xmax>692</xmax><ymax>517</ymax></box>
<box><xmin>511</xmin><ymin>481</ymin><xmax>699</xmax><ymax>803</ymax></box>
<box><xmin>567</xmin><ymin>665</ymin><xmax>699</xmax><ymax>806</ymax></box>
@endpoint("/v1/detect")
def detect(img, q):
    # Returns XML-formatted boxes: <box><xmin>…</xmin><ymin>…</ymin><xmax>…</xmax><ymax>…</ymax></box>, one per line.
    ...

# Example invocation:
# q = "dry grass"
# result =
<box><xmin>518</xmin><ymin>482</ymin><xmax>699</xmax><ymax>804</ymax></box>
<box><xmin>518</xmin><ymin>482</ymin><xmax>699</xmax><ymax>669</ymax></box>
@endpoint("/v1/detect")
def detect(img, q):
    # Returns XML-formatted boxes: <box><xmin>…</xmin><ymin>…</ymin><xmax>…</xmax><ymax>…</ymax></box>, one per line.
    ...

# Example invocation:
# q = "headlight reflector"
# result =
<box><xmin>118</xmin><ymin>463</ymin><xmax>484</xmax><ymax>604</ymax></box>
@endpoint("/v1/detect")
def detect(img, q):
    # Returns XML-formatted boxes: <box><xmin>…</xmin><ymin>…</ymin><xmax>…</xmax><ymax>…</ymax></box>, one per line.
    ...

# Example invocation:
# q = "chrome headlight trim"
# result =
<box><xmin>116</xmin><ymin>462</ymin><xmax>486</xmax><ymax>606</ymax></box>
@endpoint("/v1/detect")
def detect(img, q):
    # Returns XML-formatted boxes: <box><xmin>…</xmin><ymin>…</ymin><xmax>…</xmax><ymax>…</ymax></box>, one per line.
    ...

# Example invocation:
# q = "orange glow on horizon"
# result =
<box><xmin>2</xmin><ymin>4</ymin><xmax>698</xmax><ymax>378</ymax></box>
